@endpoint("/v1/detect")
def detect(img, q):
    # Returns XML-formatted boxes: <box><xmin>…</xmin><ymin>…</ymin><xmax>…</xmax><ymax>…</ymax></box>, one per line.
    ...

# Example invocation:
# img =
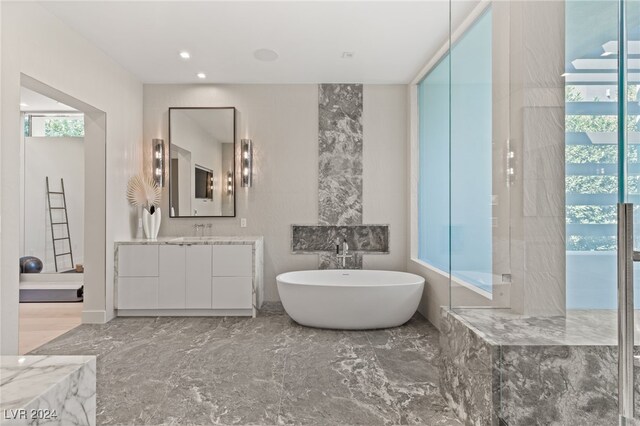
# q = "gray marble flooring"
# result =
<box><xmin>29</xmin><ymin>308</ymin><xmax>461</xmax><ymax>425</ymax></box>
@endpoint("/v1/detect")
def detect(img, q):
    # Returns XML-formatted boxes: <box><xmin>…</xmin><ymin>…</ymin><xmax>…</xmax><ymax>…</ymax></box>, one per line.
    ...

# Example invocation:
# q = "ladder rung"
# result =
<box><xmin>48</xmin><ymin>192</ymin><xmax>64</xmax><ymax>194</ymax></box>
<box><xmin>50</xmin><ymin>207</ymin><xmax>66</xmax><ymax>209</ymax></box>
<box><xmin>51</xmin><ymin>222</ymin><xmax>67</xmax><ymax>225</ymax></box>
<box><xmin>55</xmin><ymin>252</ymin><xmax>72</xmax><ymax>257</ymax></box>
<box><xmin>53</xmin><ymin>237</ymin><xmax>70</xmax><ymax>241</ymax></box>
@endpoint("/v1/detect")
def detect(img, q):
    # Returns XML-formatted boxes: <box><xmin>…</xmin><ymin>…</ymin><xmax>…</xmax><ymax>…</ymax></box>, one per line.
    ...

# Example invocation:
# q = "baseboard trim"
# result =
<box><xmin>82</xmin><ymin>309</ymin><xmax>107</xmax><ymax>324</ymax></box>
<box><xmin>116</xmin><ymin>308</ymin><xmax>253</xmax><ymax>317</ymax></box>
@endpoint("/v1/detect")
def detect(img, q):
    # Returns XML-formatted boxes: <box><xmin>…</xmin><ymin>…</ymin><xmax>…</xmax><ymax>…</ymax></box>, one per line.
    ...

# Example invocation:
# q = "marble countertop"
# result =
<box><xmin>1</xmin><ymin>355</ymin><xmax>96</xmax><ymax>424</ymax></box>
<box><xmin>116</xmin><ymin>236</ymin><xmax>263</xmax><ymax>245</ymax></box>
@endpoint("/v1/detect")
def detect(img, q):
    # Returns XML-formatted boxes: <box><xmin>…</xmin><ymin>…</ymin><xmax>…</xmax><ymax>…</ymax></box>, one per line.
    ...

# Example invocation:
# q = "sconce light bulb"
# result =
<box><xmin>155</xmin><ymin>152</ymin><xmax>162</xmax><ymax>159</ymax></box>
<box><xmin>243</xmin><ymin>151</ymin><xmax>249</xmax><ymax>159</ymax></box>
<box><xmin>243</xmin><ymin>167</ymin><xmax>249</xmax><ymax>176</ymax></box>
<box><xmin>155</xmin><ymin>168</ymin><xmax>161</xmax><ymax>176</ymax></box>
<box><xmin>228</xmin><ymin>185</ymin><xmax>232</xmax><ymax>191</ymax></box>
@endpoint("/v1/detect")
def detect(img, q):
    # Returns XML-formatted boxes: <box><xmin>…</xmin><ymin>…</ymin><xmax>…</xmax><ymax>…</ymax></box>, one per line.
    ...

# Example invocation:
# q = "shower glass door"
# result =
<box><xmin>624</xmin><ymin>0</ymin><xmax>640</xmax><ymax>421</ymax></box>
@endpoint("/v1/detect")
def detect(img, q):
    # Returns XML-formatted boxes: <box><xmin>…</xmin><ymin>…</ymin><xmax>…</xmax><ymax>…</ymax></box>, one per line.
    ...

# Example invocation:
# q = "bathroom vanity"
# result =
<box><xmin>114</xmin><ymin>237</ymin><xmax>263</xmax><ymax>317</ymax></box>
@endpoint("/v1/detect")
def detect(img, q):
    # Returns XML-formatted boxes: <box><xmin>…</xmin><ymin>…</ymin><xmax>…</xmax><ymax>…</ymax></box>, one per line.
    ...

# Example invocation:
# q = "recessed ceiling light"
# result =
<box><xmin>342</xmin><ymin>52</ymin><xmax>355</xmax><ymax>59</ymax></box>
<box><xmin>179</xmin><ymin>51</ymin><xmax>191</xmax><ymax>60</ymax></box>
<box><xmin>20</xmin><ymin>102</ymin><xmax>28</xmax><ymax>107</ymax></box>
<box><xmin>253</xmin><ymin>48</ymin><xmax>279</xmax><ymax>62</ymax></box>
<box><xmin>197</xmin><ymin>72</ymin><xmax>206</xmax><ymax>79</ymax></box>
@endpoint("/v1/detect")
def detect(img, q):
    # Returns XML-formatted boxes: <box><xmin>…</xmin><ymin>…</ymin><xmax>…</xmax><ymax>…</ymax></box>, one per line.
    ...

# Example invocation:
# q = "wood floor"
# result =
<box><xmin>19</xmin><ymin>302</ymin><xmax>83</xmax><ymax>354</ymax></box>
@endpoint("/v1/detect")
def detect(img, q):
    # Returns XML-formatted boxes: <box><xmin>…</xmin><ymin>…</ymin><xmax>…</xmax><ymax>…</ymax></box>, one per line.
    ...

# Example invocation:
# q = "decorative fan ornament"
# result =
<box><xmin>126</xmin><ymin>175</ymin><xmax>161</xmax><ymax>211</ymax></box>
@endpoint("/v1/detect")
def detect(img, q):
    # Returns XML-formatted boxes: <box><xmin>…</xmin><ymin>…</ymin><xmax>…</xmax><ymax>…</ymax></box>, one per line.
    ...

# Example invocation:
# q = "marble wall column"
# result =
<box><xmin>318</xmin><ymin>84</ymin><xmax>364</xmax><ymax>269</ymax></box>
<box><xmin>289</xmin><ymin>84</ymin><xmax>390</xmax><ymax>267</ymax></box>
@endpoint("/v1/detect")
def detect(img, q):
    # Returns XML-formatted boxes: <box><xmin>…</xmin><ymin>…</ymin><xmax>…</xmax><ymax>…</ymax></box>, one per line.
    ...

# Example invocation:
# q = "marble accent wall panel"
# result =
<box><xmin>318</xmin><ymin>252</ymin><xmax>362</xmax><ymax>270</ymax></box>
<box><xmin>291</xmin><ymin>225</ymin><xmax>389</xmax><ymax>254</ymax></box>
<box><xmin>318</xmin><ymin>84</ymin><xmax>363</xmax><ymax>226</ymax></box>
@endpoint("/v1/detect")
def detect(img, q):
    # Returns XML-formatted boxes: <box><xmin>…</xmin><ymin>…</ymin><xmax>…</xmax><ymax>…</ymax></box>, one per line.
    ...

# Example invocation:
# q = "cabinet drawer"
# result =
<box><xmin>118</xmin><ymin>245</ymin><xmax>158</xmax><ymax>277</ymax></box>
<box><xmin>158</xmin><ymin>245</ymin><xmax>186</xmax><ymax>309</ymax></box>
<box><xmin>212</xmin><ymin>277</ymin><xmax>252</xmax><ymax>309</ymax></box>
<box><xmin>212</xmin><ymin>245</ymin><xmax>252</xmax><ymax>277</ymax></box>
<box><xmin>117</xmin><ymin>277</ymin><xmax>158</xmax><ymax>309</ymax></box>
<box><xmin>186</xmin><ymin>245</ymin><xmax>212</xmax><ymax>309</ymax></box>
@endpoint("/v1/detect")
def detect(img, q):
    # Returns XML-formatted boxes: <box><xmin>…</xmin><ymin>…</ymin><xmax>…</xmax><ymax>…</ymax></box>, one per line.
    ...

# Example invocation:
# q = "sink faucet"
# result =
<box><xmin>193</xmin><ymin>224</ymin><xmax>205</xmax><ymax>236</ymax></box>
<box><xmin>336</xmin><ymin>238</ymin><xmax>353</xmax><ymax>268</ymax></box>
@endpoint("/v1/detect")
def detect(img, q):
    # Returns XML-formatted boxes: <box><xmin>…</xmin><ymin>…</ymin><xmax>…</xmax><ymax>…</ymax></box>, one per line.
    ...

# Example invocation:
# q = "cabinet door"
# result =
<box><xmin>117</xmin><ymin>277</ymin><xmax>158</xmax><ymax>309</ymax></box>
<box><xmin>212</xmin><ymin>277</ymin><xmax>253</xmax><ymax>309</ymax></box>
<box><xmin>185</xmin><ymin>245</ymin><xmax>212</xmax><ymax>309</ymax></box>
<box><xmin>118</xmin><ymin>245</ymin><xmax>158</xmax><ymax>277</ymax></box>
<box><xmin>212</xmin><ymin>245</ymin><xmax>252</xmax><ymax>276</ymax></box>
<box><xmin>158</xmin><ymin>245</ymin><xmax>186</xmax><ymax>309</ymax></box>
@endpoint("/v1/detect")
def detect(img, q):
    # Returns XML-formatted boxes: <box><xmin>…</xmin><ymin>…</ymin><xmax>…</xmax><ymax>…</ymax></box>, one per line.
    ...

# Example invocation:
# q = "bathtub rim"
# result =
<box><xmin>276</xmin><ymin>269</ymin><xmax>425</xmax><ymax>288</ymax></box>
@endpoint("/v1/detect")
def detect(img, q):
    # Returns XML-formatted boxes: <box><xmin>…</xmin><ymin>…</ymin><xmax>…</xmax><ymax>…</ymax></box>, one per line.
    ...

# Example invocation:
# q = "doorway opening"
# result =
<box><xmin>18</xmin><ymin>87</ymin><xmax>84</xmax><ymax>354</ymax></box>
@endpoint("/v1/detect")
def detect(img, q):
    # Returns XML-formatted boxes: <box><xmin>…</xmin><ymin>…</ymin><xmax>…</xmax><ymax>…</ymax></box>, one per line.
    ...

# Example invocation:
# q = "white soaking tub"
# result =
<box><xmin>276</xmin><ymin>269</ymin><xmax>425</xmax><ymax>330</ymax></box>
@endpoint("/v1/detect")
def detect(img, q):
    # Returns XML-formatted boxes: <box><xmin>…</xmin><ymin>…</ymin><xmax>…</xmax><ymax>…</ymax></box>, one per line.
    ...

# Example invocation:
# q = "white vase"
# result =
<box><xmin>142</xmin><ymin>208</ymin><xmax>161</xmax><ymax>240</ymax></box>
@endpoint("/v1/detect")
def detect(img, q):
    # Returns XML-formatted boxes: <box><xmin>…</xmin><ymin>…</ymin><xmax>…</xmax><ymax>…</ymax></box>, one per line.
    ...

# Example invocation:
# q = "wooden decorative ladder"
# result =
<box><xmin>46</xmin><ymin>177</ymin><xmax>74</xmax><ymax>272</ymax></box>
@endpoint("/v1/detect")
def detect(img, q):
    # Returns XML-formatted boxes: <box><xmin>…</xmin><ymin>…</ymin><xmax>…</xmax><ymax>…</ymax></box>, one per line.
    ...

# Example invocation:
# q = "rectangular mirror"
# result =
<box><xmin>169</xmin><ymin>107</ymin><xmax>236</xmax><ymax>217</ymax></box>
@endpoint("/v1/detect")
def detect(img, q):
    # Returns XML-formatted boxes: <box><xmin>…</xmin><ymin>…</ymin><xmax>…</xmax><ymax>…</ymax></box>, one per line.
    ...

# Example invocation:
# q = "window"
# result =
<box><xmin>417</xmin><ymin>8</ymin><xmax>493</xmax><ymax>293</ymax></box>
<box><xmin>25</xmin><ymin>114</ymin><xmax>84</xmax><ymax>137</ymax></box>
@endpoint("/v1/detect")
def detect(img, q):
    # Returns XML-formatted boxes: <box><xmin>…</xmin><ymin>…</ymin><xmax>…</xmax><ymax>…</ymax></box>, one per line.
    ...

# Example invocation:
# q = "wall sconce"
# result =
<box><xmin>227</xmin><ymin>171</ymin><xmax>234</xmax><ymax>195</ymax></box>
<box><xmin>153</xmin><ymin>138</ymin><xmax>165</xmax><ymax>187</ymax></box>
<box><xmin>505</xmin><ymin>139</ymin><xmax>515</xmax><ymax>187</ymax></box>
<box><xmin>241</xmin><ymin>139</ymin><xmax>253</xmax><ymax>187</ymax></box>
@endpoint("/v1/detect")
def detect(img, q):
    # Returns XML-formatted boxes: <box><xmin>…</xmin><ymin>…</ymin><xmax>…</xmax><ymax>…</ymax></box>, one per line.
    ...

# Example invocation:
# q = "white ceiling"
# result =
<box><xmin>20</xmin><ymin>87</ymin><xmax>78</xmax><ymax>113</ymax></box>
<box><xmin>40</xmin><ymin>1</ymin><xmax>477</xmax><ymax>84</ymax></box>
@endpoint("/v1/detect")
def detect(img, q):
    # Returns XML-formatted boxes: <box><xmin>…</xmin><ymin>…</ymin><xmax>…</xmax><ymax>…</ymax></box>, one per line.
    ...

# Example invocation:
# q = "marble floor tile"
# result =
<box><xmin>29</xmin><ymin>311</ymin><xmax>461</xmax><ymax>426</ymax></box>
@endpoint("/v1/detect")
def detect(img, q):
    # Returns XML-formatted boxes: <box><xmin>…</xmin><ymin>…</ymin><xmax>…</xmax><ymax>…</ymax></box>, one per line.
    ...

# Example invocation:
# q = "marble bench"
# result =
<box><xmin>439</xmin><ymin>307</ymin><xmax>639</xmax><ymax>426</ymax></box>
<box><xmin>1</xmin><ymin>356</ymin><xmax>96</xmax><ymax>425</ymax></box>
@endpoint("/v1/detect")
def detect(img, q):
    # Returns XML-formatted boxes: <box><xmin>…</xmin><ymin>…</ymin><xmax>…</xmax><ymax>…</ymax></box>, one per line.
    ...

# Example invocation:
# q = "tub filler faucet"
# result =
<box><xmin>336</xmin><ymin>239</ymin><xmax>353</xmax><ymax>268</ymax></box>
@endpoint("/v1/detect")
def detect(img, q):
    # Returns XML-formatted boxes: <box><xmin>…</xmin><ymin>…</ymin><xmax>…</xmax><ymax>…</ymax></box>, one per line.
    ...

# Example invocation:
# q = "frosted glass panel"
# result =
<box><xmin>417</xmin><ymin>8</ymin><xmax>492</xmax><ymax>294</ymax></box>
<box><xmin>450</xmin><ymin>9</ymin><xmax>493</xmax><ymax>293</ymax></box>
<box><xmin>418</xmin><ymin>56</ymin><xmax>450</xmax><ymax>272</ymax></box>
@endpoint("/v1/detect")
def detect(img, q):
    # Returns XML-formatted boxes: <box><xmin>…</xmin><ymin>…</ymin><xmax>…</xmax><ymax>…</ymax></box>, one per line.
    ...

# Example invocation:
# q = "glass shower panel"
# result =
<box><xmin>449</xmin><ymin>2</ymin><xmax>506</xmax><ymax>307</ymax></box>
<box><xmin>626</xmin><ymin>0</ymin><xmax>640</xmax><ymax>420</ymax></box>
<box><xmin>566</xmin><ymin>0</ymin><xmax>622</xmax><ymax>310</ymax></box>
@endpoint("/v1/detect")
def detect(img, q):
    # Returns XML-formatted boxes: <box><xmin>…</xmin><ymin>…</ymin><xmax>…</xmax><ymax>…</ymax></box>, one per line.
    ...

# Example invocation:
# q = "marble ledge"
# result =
<box><xmin>115</xmin><ymin>236</ymin><xmax>263</xmax><ymax>246</ymax></box>
<box><xmin>1</xmin><ymin>355</ymin><xmax>96</xmax><ymax>426</ymax></box>
<box><xmin>447</xmin><ymin>307</ymin><xmax>640</xmax><ymax>346</ymax></box>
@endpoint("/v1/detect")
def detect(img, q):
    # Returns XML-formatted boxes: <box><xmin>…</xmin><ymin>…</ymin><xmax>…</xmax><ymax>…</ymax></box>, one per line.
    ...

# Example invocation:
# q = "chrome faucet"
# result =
<box><xmin>193</xmin><ymin>224</ymin><xmax>205</xmax><ymax>236</ymax></box>
<box><xmin>336</xmin><ymin>238</ymin><xmax>353</xmax><ymax>268</ymax></box>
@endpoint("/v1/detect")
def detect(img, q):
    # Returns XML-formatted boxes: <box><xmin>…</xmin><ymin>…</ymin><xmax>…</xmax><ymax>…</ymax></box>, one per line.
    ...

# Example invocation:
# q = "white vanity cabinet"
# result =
<box><xmin>186</xmin><ymin>245</ymin><xmax>213</xmax><ymax>309</ymax></box>
<box><xmin>115</xmin><ymin>237</ymin><xmax>263</xmax><ymax>317</ymax></box>
<box><xmin>212</xmin><ymin>245</ymin><xmax>253</xmax><ymax>309</ymax></box>
<box><xmin>158</xmin><ymin>244</ymin><xmax>187</xmax><ymax>309</ymax></box>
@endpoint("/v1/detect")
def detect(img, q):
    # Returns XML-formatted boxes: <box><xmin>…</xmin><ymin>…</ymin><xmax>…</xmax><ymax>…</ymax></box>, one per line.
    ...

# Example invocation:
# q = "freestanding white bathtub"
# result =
<box><xmin>276</xmin><ymin>270</ymin><xmax>425</xmax><ymax>330</ymax></box>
